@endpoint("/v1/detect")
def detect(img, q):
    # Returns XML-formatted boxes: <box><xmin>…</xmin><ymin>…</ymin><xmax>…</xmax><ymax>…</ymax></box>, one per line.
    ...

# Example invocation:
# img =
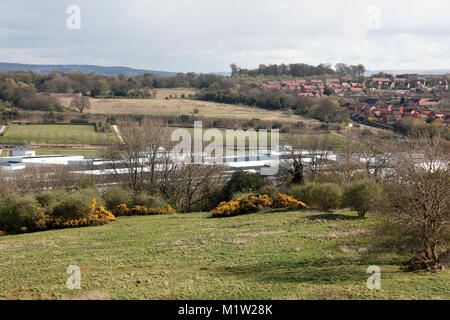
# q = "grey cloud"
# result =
<box><xmin>0</xmin><ymin>0</ymin><xmax>449</xmax><ymax>72</ymax></box>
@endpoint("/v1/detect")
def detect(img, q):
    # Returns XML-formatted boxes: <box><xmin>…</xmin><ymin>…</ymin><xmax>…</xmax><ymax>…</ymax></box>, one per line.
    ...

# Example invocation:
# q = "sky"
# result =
<box><xmin>0</xmin><ymin>0</ymin><xmax>449</xmax><ymax>73</ymax></box>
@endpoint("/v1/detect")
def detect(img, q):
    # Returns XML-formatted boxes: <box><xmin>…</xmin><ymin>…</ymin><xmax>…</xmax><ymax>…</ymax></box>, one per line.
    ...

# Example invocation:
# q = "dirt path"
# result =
<box><xmin>112</xmin><ymin>125</ymin><xmax>124</xmax><ymax>143</ymax></box>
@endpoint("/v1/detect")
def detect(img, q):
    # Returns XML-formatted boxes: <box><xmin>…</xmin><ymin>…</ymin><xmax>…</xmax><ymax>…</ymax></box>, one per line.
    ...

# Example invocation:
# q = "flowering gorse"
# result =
<box><xmin>212</xmin><ymin>194</ymin><xmax>306</xmax><ymax>217</ymax></box>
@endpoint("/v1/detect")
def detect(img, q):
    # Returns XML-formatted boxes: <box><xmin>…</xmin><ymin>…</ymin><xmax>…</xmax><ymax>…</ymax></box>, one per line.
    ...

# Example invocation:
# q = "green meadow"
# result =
<box><xmin>0</xmin><ymin>210</ymin><xmax>448</xmax><ymax>300</ymax></box>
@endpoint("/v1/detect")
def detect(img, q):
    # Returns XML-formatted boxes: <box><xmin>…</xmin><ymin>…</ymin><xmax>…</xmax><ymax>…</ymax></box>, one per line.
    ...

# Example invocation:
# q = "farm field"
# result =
<box><xmin>0</xmin><ymin>124</ymin><xmax>116</xmax><ymax>145</ymax></box>
<box><xmin>0</xmin><ymin>124</ymin><xmax>346</xmax><ymax>157</ymax></box>
<box><xmin>163</xmin><ymin>127</ymin><xmax>346</xmax><ymax>149</ymax></box>
<box><xmin>0</xmin><ymin>210</ymin><xmax>448</xmax><ymax>300</ymax></box>
<box><xmin>58</xmin><ymin>89</ymin><xmax>319</xmax><ymax>126</ymax></box>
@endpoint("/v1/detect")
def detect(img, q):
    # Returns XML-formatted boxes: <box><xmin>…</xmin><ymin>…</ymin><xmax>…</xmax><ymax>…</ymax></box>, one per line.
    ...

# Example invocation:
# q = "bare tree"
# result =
<box><xmin>173</xmin><ymin>158</ymin><xmax>226</xmax><ymax>213</ymax></box>
<box><xmin>381</xmin><ymin>135</ymin><xmax>449</xmax><ymax>270</ymax></box>
<box><xmin>281</xmin><ymin>133</ymin><xmax>305</xmax><ymax>185</ymax></box>
<box><xmin>332</xmin><ymin>138</ymin><xmax>364</xmax><ymax>184</ymax></box>
<box><xmin>357</xmin><ymin>134</ymin><xmax>394</xmax><ymax>181</ymax></box>
<box><xmin>70</xmin><ymin>96</ymin><xmax>91</xmax><ymax>113</ymax></box>
<box><xmin>282</xmin><ymin>133</ymin><xmax>332</xmax><ymax>184</ymax></box>
<box><xmin>103</xmin><ymin>119</ymin><xmax>172</xmax><ymax>193</ymax></box>
<box><xmin>304</xmin><ymin>134</ymin><xmax>332</xmax><ymax>182</ymax></box>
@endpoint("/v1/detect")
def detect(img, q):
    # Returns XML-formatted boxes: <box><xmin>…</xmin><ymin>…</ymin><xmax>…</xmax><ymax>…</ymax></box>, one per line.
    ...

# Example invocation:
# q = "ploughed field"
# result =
<box><xmin>0</xmin><ymin>210</ymin><xmax>448</xmax><ymax>300</ymax></box>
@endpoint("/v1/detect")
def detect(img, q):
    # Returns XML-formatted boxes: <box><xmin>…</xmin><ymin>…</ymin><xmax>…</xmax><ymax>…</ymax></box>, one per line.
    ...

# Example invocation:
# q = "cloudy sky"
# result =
<box><xmin>0</xmin><ymin>0</ymin><xmax>449</xmax><ymax>73</ymax></box>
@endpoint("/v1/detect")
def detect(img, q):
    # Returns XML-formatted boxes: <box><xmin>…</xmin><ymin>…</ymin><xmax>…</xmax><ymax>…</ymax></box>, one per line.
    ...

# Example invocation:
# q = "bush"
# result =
<box><xmin>51</xmin><ymin>191</ymin><xmax>96</xmax><ymax>220</ymax></box>
<box><xmin>285</xmin><ymin>184</ymin><xmax>307</xmax><ymax>201</ymax></box>
<box><xmin>258</xmin><ymin>185</ymin><xmax>280</xmax><ymax>198</ymax></box>
<box><xmin>342</xmin><ymin>179</ymin><xmax>383</xmax><ymax>218</ymax></box>
<box><xmin>212</xmin><ymin>194</ymin><xmax>272</xmax><ymax>217</ymax></box>
<box><xmin>0</xmin><ymin>194</ymin><xmax>40</xmax><ymax>233</ymax></box>
<box><xmin>35</xmin><ymin>189</ymin><xmax>70</xmax><ymax>213</ymax></box>
<box><xmin>103</xmin><ymin>186</ymin><xmax>133</xmax><ymax>213</ymax></box>
<box><xmin>212</xmin><ymin>194</ymin><xmax>306</xmax><ymax>218</ymax></box>
<box><xmin>44</xmin><ymin>197</ymin><xmax>115</xmax><ymax>229</ymax></box>
<box><xmin>288</xmin><ymin>183</ymin><xmax>342</xmax><ymax>212</ymax></box>
<box><xmin>222</xmin><ymin>170</ymin><xmax>268</xmax><ymax>200</ymax></box>
<box><xmin>231</xmin><ymin>191</ymin><xmax>258</xmax><ymax>201</ymax></box>
<box><xmin>272</xmin><ymin>194</ymin><xmax>307</xmax><ymax>209</ymax></box>
<box><xmin>115</xmin><ymin>204</ymin><xmax>176</xmax><ymax>216</ymax></box>
<box><xmin>0</xmin><ymin>190</ymin><xmax>115</xmax><ymax>234</ymax></box>
<box><xmin>192</xmin><ymin>184</ymin><xmax>224</xmax><ymax>212</ymax></box>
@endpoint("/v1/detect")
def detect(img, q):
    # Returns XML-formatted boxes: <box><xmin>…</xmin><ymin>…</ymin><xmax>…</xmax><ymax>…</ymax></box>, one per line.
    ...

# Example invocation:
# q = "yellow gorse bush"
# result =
<box><xmin>212</xmin><ymin>194</ymin><xmax>307</xmax><ymax>218</ymax></box>
<box><xmin>35</xmin><ymin>198</ymin><xmax>115</xmax><ymax>230</ymax></box>
<box><xmin>115</xmin><ymin>203</ymin><xmax>176</xmax><ymax>216</ymax></box>
<box><xmin>272</xmin><ymin>193</ymin><xmax>307</xmax><ymax>209</ymax></box>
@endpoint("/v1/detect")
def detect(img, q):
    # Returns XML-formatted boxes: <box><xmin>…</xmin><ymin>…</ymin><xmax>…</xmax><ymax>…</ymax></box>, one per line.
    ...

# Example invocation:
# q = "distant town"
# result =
<box><xmin>260</xmin><ymin>75</ymin><xmax>449</xmax><ymax>127</ymax></box>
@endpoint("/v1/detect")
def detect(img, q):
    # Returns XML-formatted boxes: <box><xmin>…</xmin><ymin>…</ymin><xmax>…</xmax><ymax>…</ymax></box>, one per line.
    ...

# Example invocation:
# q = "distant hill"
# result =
<box><xmin>366</xmin><ymin>69</ymin><xmax>450</xmax><ymax>76</ymax></box>
<box><xmin>0</xmin><ymin>62</ymin><xmax>178</xmax><ymax>77</ymax></box>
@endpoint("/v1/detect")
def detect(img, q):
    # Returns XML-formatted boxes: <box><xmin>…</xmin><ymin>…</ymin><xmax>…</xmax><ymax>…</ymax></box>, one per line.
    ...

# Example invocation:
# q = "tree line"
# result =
<box><xmin>196</xmin><ymin>84</ymin><xmax>349</xmax><ymax>123</ymax></box>
<box><xmin>0</xmin><ymin>70</ymin><xmax>234</xmax><ymax>111</ymax></box>
<box><xmin>230</xmin><ymin>62</ymin><xmax>366</xmax><ymax>77</ymax></box>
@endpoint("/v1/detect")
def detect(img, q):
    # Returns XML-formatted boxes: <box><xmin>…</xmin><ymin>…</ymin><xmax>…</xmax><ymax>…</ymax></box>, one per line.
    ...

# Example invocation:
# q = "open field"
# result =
<box><xmin>0</xmin><ymin>124</ymin><xmax>116</xmax><ymax>145</ymax></box>
<box><xmin>164</xmin><ymin>127</ymin><xmax>346</xmax><ymax>148</ymax></box>
<box><xmin>0</xmin><ymin>125</ymin><xmax>346</xmax><ymax>157</ymax></box>
<box><xmin>0</xmin><ymin>210</ymin><xmax>448</xmax><ymax>300</ymax></box>
<box><xmin>58</xmin><ymin>91</ymin><xmax>320</xmax><ymax>126</ymax></box>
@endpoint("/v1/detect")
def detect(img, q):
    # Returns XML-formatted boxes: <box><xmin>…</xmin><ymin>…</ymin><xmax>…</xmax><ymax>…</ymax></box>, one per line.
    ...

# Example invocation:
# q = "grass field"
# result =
<box><xmin>165</xmin><ymin>127</ymin><xmax>346</xmax><ymax>148</ymax></box>
<box><xmin>0</xmin><ymin>210</ymin><xmax>448</xmax><ymax>300</ymax></box>
<box><xmin>58</xmin><ymin>89</ymin><xmax>319</xmax><ymax>126</ymax></box>
<box><xmin>0</xmin><ymin>124</ymin><xmax>116</xmax><ymax>145</ymax></box>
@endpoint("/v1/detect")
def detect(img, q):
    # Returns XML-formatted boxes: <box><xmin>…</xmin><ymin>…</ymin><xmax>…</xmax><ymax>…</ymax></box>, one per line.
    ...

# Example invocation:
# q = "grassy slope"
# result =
<box><xmin>58</xmin><ymin>95</ymin><xmax>319</xmax><ymax>126</ymax></box>
<box><xmin>0</xmin><ymin>210</ymin><xmax>448</xmax><ymax>300</ymax></box>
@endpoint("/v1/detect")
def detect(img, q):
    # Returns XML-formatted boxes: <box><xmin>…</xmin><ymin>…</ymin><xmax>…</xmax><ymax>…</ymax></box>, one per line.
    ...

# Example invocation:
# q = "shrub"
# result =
<box><xmin>285</xmin><ymin>184</ymin><xmax>308</xmax><ymax>202</ymax></box>
<box><xmin>0</xmin><ymin>189</ymin><xmax>115</xmax><ymax>234</ymax></box>
<box><xmin>342</xmin><ymin>179</ymin><xmax>383</xmax><ymax>218</ymax></box>
<box><xmin>258</xmin><ymin>185</ymin><xmax>280</xmax><ymax>198</ymax></box>
<box><xmin>231</xmin><ymin>191</ymin><xmax>257</xmax><ymax>201</ymax></box>
<box><xmin>212</xmin><ymin>194</ymin><xmax>306</xmax><ymax>218</ymax></box>
<box><xmin>289</xmin><ymin>183</ymin><xmax>342</xmax><ymax>212</ymax></box>
<box><xmin>43</xmin><ymin>197</ymin><xmax>115</xmax><ymax>229</ymax></box>
<box><xmin>35</xmin><ymin>189</ymin><xmax>69</xmax><ymax>213</ymax></box>
<box><xmin>192</xmin><ymin>184</ymin><xmax>224</xmax><ymax>212</ymax></box>
<box><xmin>222</xmin><ymin>170</ymin><xmax>268</xmax><ymax>200</ymax></box>
<box><xmin>51</xmin><ymin>192</ymin><xmax>95</xmax><ymax>220</ymax></box>
<box><xmin>212</xmin><ymin>194</ymin><xmax>272</xmax><ymax>217</ymax></box>
<box><xmin>132</xmin><ymin>192</ymin><xmax>169</xmax><ymax>208</ymax></box>
<box><xmin>309</xmin><ymin>183</ymin><xmax>342</xmax><ymax>212</ymax></box>
<box><xmin>272</xmin><ymin>194</ymin><xmax>307</xmax><ymax>209</ymax></box>
<box><xmin>115</xmin><ymin>204</ymin><xmax>176</xmax><ymax>216</ymax></box>
<box><xmin>0</xmin><ymin>194</ymin><xmax>40</xmax><ymax>233</ymax></box>
<box><xmin>103</xmin><ymin>186</ymin><xmax>133</xmax><ymax>213</ymax></box>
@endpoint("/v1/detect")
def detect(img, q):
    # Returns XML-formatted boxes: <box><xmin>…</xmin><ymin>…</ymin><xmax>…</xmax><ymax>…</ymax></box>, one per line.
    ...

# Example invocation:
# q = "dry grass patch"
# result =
<box><xmin>58</xmin><ymin>96</ymin><xmax>314</xmax><ymax>124</ymax></box>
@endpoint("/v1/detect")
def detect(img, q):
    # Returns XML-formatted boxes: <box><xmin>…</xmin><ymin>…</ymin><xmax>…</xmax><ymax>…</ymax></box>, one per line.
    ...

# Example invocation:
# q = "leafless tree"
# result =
<box><xmin>282</xmin><ymin>133</ymin><xmax>332</xmax><ymax>184</ymax></box>
<box><xmin>103</xmin><ymin>119</ymin><xmax>172</xmax><ymax>193</ymax></box>
<box><xmin>331</xmin><ymin>138</ymin><xmax>364</xmax><ymax>184</ymax></box>
<box><xmin>357</xmin><ymin>134</ymin><xmax>394</xmax><ymax>180</ymax></box>
<box><xmin>70</xmin><ymin>96</ymin><xmax>91</xmax><ymax>113</ymax></box>
<box><xmin>380</xmin><ymin>135</ymin><xmax>449</xmax><ymax>270</ymax></box>
<box><xmin>172</xmin><ymin>157</ymin><xmax>226</xmax><ymax>213</ymax></box>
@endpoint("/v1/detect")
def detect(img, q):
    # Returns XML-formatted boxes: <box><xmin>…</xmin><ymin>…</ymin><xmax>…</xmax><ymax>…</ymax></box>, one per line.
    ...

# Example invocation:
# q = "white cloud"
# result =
<box><xmin>0</xmin><ymin>0</ymin><xmax>449</xmax><ymax>72</ymax></box>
